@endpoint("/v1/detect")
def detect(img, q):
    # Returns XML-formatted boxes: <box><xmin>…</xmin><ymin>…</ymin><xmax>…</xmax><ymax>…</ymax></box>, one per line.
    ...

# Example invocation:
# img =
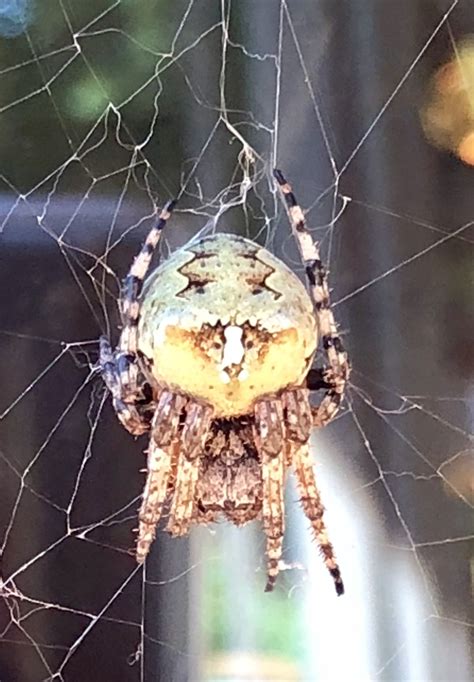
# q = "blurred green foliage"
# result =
<box><xmin>0</xmin><ymin>0</ymin><xmax>185</xmax><ymax>191</ymax></box>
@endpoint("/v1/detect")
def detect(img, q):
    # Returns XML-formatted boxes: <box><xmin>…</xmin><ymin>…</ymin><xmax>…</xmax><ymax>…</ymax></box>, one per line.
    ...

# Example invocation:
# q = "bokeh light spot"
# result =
<box><xmin>420</xmin><ymin>37</ymin><xmax>474</xmax><ymax>165</ymax></box>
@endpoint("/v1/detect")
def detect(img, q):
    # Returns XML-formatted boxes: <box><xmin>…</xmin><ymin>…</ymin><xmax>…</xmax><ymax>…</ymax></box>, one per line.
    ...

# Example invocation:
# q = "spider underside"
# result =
<box><xmin>100</xmin><ymin>170</ymin><xmax>350</xmax><ymax>594</ymax></box>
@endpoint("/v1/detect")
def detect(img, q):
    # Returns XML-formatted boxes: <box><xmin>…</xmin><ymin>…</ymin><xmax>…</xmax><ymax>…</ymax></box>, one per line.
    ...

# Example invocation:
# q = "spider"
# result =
<box><xmin>100</xmin><ymin>169</ymin><xmax>350</xmax><ymax>594</ymax></box>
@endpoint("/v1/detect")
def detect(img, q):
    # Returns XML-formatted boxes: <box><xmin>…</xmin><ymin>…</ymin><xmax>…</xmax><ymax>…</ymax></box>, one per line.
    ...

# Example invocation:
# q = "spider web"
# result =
<box><xmin>0</xmin><ymin>1</ymin><xmax>472</xmax><ymax>680</ymax></box>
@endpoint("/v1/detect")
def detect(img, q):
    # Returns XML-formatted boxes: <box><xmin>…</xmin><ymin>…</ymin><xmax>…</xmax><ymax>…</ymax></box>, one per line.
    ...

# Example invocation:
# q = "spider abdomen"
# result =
<box><xmin>138</xmin><ymin>234</ymin><xmax>317</xmax><ymax>417</ymax></box>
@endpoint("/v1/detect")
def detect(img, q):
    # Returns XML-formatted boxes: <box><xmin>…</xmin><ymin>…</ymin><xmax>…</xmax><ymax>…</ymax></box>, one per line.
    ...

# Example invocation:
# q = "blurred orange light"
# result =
<box><xmin>457</xmin><ymin>131</ymin><xmax>474</xmax><ymax>166</ymax></box>
<box><xmin>420</xmin><ymin>38</ymin><xmax>474</xmax><ymax>165</ymax></box>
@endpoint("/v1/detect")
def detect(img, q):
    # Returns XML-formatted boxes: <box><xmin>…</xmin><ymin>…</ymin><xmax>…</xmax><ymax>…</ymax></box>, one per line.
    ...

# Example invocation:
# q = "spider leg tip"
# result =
<box><xmin>273</xmin><ymin>168</ymin><xmax>285</xmax><ymax>184</ymax></box>
<box><xmin>158</xmin><ymin>198</ymin><xmax>177</xmax><ymax>221</ymax></box>
<box><xmin>328</xmin><ymin>568</ymin><xmax>344</xmax><ymax>595</ymax></box>
<box><xmin>264</xmin><ymin>575</ymin><xmax>278</xmax><ymax>592</ymax></box>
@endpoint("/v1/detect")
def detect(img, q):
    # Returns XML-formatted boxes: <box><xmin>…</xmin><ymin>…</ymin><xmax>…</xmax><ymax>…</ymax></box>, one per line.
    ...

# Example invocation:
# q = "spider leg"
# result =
<box><xmin>136</xmin><ymin>391</ymin><xmax>187</xmax><ymax>563</ymax></box>
<box><xmin>119</xmin><ymin>200</ymin><xmax>176</xmax><ymax>359</ymax></box>
<box><xmin>274</xmin><ymin>169</ymin><xmax>350</xmax><ymax>427</ymax></box>
<box><xmin>254</xmin><ymin>398</ymin><xmax>286</xmax><ymax>592</ymax></box>
<box><xmin>100</xmin><ymin>200</ymin><xmax>176</xmax><ymax>434</ymax></box>
<box><xmin>292</xmin><ymin>442</ymin><xmax>344</xmax><ymax>596</ymax></box>
<box><xmin>305</xmin><ymin>368</ymin><xmax>331</xmax><ymax>392</ymax></box>
<box><xmin>167</xmin><ymin>402</ymin><xmax>213</xmax><ymax>537</ymax></box>
<box><xmin>137</xmin><ymin>443</ymin><xmax>173</xmax><ymax>564</ymax></box>
<box><xmin>99</xmin><ymin>336</ymin><xmax>150</xmax><ymax>435</ymax></box>
<box><xmin>117</xmin><ymin>200</ymin><xmax>176</xmax><ymax>397</ymax></box>
<box><xmin>282</xmin><ymin>388</ymin><xmax>312</xmax><ymax>443</ymax></box>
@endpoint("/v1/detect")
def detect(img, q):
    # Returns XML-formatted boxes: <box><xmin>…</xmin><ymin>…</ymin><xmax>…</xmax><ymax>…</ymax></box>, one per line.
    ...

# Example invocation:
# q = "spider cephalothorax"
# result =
<box><xmin>100</xmin><ymin>170</ymin><xmax>349</xmax><ymax>593</ymax></box>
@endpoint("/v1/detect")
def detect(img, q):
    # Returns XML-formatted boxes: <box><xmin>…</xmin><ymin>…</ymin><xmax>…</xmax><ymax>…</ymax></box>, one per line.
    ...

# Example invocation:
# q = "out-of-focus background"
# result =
<box><xmin>0</xmin><ymin>1</ymin><xmax>472</xmax><ymax>681</ymax></box>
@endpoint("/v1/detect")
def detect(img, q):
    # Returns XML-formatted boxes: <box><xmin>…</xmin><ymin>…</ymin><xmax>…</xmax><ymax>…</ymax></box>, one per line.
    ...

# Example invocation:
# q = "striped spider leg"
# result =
<box><xmin>100</xmin><ymin>200</ymin><xmax>214</xmax><ymax>561</ymax></box>
<box><xmin>99</xmin><ymin>200</ymin><xmax>192</xmax><ymax>559</ymax></box>
<box><xmin>274</xmin><ymin>168</ymin><xmax>350</xmax><ymax>425</ymax></box>
<box><xmin>100</xmin><ymin>200</ymin><xmax>176</xmax><ymax>436</ymax></box>
<box><xmin>274</xmin><ymin>168</ymin><xmax>349</xmax><ymax>595</ymax></box>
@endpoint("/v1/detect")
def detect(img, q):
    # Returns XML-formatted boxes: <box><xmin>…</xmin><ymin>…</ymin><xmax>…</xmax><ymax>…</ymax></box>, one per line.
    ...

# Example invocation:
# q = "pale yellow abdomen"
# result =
<box><xmin>138</xmin><ymin>234</ymin><xmax>317</xmax><ymax>417</ymax></box>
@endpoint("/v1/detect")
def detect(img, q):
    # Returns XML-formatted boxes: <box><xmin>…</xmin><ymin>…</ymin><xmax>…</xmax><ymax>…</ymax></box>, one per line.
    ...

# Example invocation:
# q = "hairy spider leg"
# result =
<box><xmin>255</xmin><ymin>398</ymin><xmax>286</xmax><ymax>591</ymax></box>
<box><xmin>118</xmin><ymin>199</ymin><xmax>176</xmax><ymax>391</ymax></box>
<box><xmin>120</xmin><ymin>199</ymin><xmax>176</xmax><ymax>355</ymax></box>
<box><xmin>167</xmin><ymin>403</ymin><xmax>213</xmax><ymax>536</ymax></box>
<box><xmin>99</xmin><ymin>200</ymin><xmax>176</xmax><ymax>435</ymax></box>
<box><xmin>137</xmin><ymin>391</ymin><xmax>186</xmax><ymax>563</ymax></box>
<box><xmin>282</xmin><ymin>388</ymin><xmax>344</xmax><ymax>594</ymax></box>
<box><xmin>282</xmin><ymin>388</ymin><xmax>312</xmax><ymax>443</ymax></box>
<box><xmin>99</xmin><ymin>336</ymin><xmax>149</xmax><ymax>435</ymax></box>
<box><xmin>137</xmin><ymin>444</ymin><xmax>173</xmax><ymax>563</ymax></box>
<box><xmin>273</xmin><ymin>169</ymin><xmax>350</xmax><ymax>426</ymax></box>
<box><xmin>293</xmin><ymin>442</ymin><xmax>344</xmax><ymax>595</ymax></box>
